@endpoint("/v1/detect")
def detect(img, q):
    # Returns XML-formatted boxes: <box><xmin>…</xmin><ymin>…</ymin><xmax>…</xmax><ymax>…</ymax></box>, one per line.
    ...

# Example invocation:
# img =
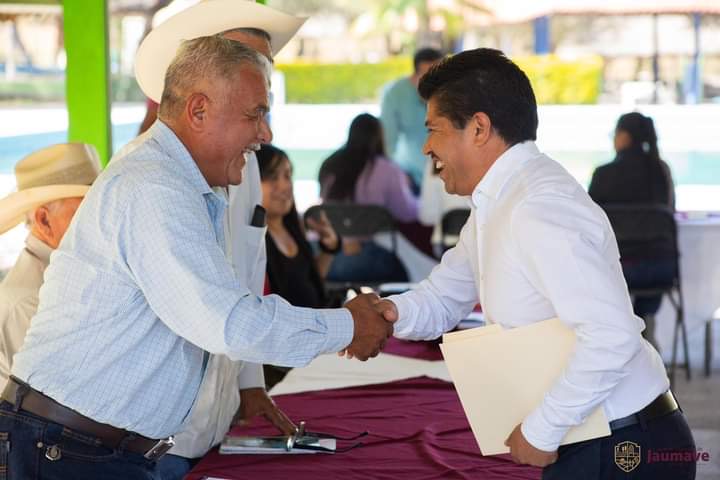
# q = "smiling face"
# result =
<box><xmin>195</xmin><ymin>65</ymin><xmax>272</xmax><ymax>187</ymax></box>
<box><xmin>423</xmin><ymin>97</ymin><xmax>507</xmax><ymax>196</ymax></box>
<box><xmin>261</xmin><ymin>155</ymin><xmax>294</xmax><ymax>219</ymax></box>
<box><xmin>423</xmin><ymin>98</ymin><xmax>478</xmax><ymax>195</ymax></box>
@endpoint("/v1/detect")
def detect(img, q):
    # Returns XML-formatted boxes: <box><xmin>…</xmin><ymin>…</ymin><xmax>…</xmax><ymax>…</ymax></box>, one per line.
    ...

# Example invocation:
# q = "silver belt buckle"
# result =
<box><xmin>144</xmin><ymin>436</ymin><xmax>175</xmax><ymax>461</ymax></box>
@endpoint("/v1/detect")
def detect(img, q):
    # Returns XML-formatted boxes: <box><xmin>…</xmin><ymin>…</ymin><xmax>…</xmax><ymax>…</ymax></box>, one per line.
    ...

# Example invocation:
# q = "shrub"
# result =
<box><xmin>0</xmin><ymin>55</ymin><xmax>602</xmax><ymax>105</ymax></box>
<box><xmin>277</xmin><ymin>54</ymin><xmax>602</xmax><ymax>104</ymax></box>
<box><xmin>515</xmin><ymin>54</ymin><xmax>603</xmax><ymax>104</ymax></box>
<box><xmin>276</xmin><ymin>57</ymin><xmax>412</xmax><ymax>104</ymax></box>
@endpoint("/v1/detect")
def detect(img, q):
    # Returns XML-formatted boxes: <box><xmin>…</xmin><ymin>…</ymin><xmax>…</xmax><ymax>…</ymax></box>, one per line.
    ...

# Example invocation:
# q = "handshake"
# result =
<box><xmin>342</xmin><ymin>293</ymin><xmax>398</xmax><ymax>361</ymax></box>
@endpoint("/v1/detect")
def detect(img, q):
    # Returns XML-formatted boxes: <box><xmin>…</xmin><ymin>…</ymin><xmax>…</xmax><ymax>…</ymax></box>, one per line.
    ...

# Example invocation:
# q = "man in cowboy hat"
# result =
<box><xmin>0</xmin><ymin>143</ymin><xmax>101</xmax><ymax>387</ymax></box>
<box><xmin>1</xmin><ymin>17</ymin><xmax>389</xmax><ymax>480</ymax></box>
<box><xmin>134</xmin><ymin>2</ymin><xmax>308</xmax><ymax>477</ymax></box>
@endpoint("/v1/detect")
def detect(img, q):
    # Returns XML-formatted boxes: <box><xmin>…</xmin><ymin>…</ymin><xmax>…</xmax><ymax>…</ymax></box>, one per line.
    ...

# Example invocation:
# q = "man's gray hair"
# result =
<box><xmin>158</xmin><ymin>34</ymin><xmax>271</xmax><ymax>120</ymax></box>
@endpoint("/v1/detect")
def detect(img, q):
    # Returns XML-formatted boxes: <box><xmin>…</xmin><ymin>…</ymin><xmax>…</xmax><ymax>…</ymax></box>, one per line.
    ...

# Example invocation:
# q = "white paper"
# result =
<box><xmin>440</xmin><ymin>318</ymin><xmax>611</xmax><ymax>455</ymax></box>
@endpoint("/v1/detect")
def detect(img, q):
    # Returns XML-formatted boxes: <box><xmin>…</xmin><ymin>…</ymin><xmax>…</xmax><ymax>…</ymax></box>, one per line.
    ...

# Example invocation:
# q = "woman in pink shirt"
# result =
<box><xmin>319</xmin><ymin>113</ymin><xmax>418</xmax><ymax>283</ymax></box>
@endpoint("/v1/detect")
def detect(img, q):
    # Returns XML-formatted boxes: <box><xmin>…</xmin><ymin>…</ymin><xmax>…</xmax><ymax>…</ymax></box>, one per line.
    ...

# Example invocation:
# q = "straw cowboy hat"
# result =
<box><xmin>0</xmin><ymin>143</ymin><xmax>101</xmax><ymax>235</ymax></box>
<box><xmin>134</xmin><ymin>0</ymin><xmax>307</xmax><ymax>103</ymax></box>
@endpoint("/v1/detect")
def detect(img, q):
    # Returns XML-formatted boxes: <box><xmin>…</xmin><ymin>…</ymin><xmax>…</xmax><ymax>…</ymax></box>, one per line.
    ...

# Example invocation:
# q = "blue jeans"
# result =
<box><xmin>622</xmin><ymin>259</ymin><xmax>676</xmax><ymax>316</ymax></box>
<box><xmin>155</xmin><ymin>453</ymin><xmax>195</xmax><ymax>480</ymax></box>
<box><xmin>0</xmin><ymin>401</ymin><xmax>160</xmax><ymax>479</ymax></box>
<box><xmin>327</xmin><ymin>242</ymin><xmax>408</xmax><ymax>283</ymax></box>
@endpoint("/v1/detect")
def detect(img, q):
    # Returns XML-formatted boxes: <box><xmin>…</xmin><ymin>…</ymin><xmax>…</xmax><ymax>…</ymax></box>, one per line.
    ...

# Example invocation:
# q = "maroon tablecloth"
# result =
<box><xmin>382</xmin><ymin>336</ymin><xmax>444</xmax><ymax>361</ymax></box>
<box><xmin>186</xmin><ymin>377</ymin><xmax>540</xmax><ymax>480</ymax></box>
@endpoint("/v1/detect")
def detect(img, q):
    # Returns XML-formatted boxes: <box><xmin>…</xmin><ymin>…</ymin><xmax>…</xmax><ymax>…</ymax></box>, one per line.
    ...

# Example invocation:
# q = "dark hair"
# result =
<box><xmin>614</xmin><ymin>112</ymin><xmax>669</xmax><ymax>204</ymax></box>
<box><xmin>319</xmin><ymin>113</ymin><xmax>386</xmax><ymax>202</ymax></box>
<box><xmin>256</xmin><ymin>143</ymin><xmax>289</xmax><ymax>181</ymax></box>
<box><xmin>413</xmin><ymin>47</ymin><xmax>443</xmax><ymax>72</ymax></box>
<box><xmin>418</xmin><ymin>48</ymin><xmax>538</xmax><ymax>146</ymax></box>
<box><xmin>224</xmin><ymin>27</ymin><xmax>272</xmax><ymax>43</ymax></box>
<box><xmin>256</xmin><ymin>144</ymin><xmax>326</xmax><ymax>305</ymax></box>
<box><xmin>616</xmin><ymin>112</ymin><xmax>661</xmax><ymax>162</ymax></box>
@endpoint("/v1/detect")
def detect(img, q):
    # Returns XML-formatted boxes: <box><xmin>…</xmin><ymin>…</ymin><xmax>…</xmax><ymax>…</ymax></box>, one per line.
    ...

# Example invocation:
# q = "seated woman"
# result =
<box><xmin>258</xmin><ymin>144</ymin><xmax>341</xmax><ymax>388</ymax></box>
<box><xmin>318</xmin><ymin>113</ymin><xmax>418</xmax><ymax>283</ymax></box>
<box><xmin>588</xmin><ymin>112</ymin><xmax>675</xmax><ymax>350</ymax></box>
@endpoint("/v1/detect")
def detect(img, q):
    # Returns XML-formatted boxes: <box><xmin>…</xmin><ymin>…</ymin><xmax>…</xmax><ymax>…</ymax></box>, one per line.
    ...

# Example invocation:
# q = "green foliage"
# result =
<box><xmin>0</xmin><ymin>77</ymin><xmax>65</xmax><ymax>102</ymax></box>
<box><xmin>276</xmin><ymin>57</ymin><xmax>412</xmax><ymax>104</ymax></box>
<box><xmin>278</xmin><ymin>54</ymin><xmax>602</xmax><ymax>104</ymax></box>
<box><xmin>515</xmin><ymin>54</ymin><xmax>603</xmax><ymax>104</ymax></box>
<box><xmin>0</xmin><ymin>55</ymin><xmax>602</xmax><ymax>105</ymax></box>
<box><xmin>0</xmin><ymin>75</ymin><xmax>147</xmax><ymax>103</ymax></box>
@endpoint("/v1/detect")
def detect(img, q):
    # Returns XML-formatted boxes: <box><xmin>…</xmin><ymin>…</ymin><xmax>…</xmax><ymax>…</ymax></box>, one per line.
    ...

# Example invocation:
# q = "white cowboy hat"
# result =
<box><xmin>134</xmin><ymin>0</ymin><xmax>307</xmax><ymax>103</ymax></box>
<box><xmin>0</xmin><ymin>143</ymin><xmax>101</xmax><ymax>235</ymax></box>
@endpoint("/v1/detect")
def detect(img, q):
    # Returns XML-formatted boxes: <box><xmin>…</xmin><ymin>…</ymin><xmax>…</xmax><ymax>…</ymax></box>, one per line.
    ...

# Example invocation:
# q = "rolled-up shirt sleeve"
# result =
<box><xmin>121</xmin><ymin>181</ymin><xmax>353</xmax><ymax>368</ymax></box>
<box><xmin>511</xmin><ymin>193</ymin><xmax>642</xmax><ymax>451</ymax></box>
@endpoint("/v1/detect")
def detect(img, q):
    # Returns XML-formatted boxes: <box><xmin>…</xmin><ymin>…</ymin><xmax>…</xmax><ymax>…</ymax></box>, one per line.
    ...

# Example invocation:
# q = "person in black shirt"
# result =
<box><xmin>589</xmin><ymin>112</ymin><xmax>675</xmax><ymax>350</ymax></box>
<box><xmin>257</xmin><ymin>144</ymin><xmax>341</xmax><ymax>388</ymax></box>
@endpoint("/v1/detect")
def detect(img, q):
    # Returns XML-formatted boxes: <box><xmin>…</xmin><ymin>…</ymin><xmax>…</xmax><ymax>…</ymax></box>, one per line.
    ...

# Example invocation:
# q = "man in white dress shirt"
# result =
<box><xmin>372</xmin><ymin>49</ymin><xmax>695</xmax><ymax>479</ymax></box>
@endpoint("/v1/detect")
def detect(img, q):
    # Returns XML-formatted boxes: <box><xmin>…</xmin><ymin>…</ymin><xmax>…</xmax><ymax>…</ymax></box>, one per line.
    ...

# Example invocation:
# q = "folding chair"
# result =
<box><xmin>705</xmin><ymin>307</ymin><xmax>719</xmax><ymax>377</ymax></box>
<box><xmin>601</xmin><ymin>204</ymin><xmax>690</xmax><ymax>386</ymax></box>
<box><xmin>440</xmin><ymin>208</ymin><xmax>471</xmax><ymax>252</ymax></box>
<box><xmin>304</xmin><ymin>203</ymin><xmax>403</xmax><ymax>293</ymax></box>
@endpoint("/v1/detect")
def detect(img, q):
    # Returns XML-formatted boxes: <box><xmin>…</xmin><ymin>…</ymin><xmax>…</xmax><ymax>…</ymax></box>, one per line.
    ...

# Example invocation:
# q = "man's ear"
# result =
<box><xmin>32</xmin><ymin>206</ymin><xmax>53</xmax><ymax>244</ymax></box>
<box><xmin>470</xmin><ymin>112</ymin><xmax>492</xmax><ymax>147</ymax></box>
<box><xmin>185</xmin><ymin>92</ymin><xmax>210</xmax><ymax>132</ymax></box>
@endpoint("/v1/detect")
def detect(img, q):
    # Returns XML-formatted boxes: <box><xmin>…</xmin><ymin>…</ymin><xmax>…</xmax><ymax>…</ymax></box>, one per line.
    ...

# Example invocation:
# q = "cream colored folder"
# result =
<box><xmin>440</xmin><ymin>318</ymin><xmax>610</xmax><ymax>456</ymax></box>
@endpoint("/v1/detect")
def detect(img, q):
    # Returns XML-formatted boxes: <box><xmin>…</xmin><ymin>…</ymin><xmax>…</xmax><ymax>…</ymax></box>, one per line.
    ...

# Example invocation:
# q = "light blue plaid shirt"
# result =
<box><xmin>13</xmin><ymin>121</ymin><xmax>353</xmax><ymax>439</ymax></box>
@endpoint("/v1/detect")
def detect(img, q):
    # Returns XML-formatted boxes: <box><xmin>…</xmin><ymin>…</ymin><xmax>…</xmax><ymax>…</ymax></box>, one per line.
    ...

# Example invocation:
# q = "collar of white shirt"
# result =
<box><xmin>470</xmin><ymin>141</ymin><xmax>541</xmax><ymax>217</ymax></box>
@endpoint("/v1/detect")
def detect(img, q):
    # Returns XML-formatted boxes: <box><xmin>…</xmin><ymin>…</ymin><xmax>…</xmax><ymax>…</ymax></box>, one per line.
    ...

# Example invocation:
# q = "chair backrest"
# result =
<box><xmin>304</xmin><ymin>204</ymin><xmax>398</xmax><ymax>251</ymax></box>
<box><xmin>600</xmin><ymin>204</ymin><xmax>678</xmax><ymax>263</ymax></box>
<box><xmin>440</xmin><ymin>208</ymin><xmax>471</xmax><ymax>250</ymax></box>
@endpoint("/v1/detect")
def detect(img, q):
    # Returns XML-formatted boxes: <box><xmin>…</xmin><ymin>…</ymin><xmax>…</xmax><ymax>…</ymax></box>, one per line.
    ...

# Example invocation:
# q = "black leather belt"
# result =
<box><xmin>1</xmin><ymin>377</ymin><xmax>174</xmax><ymax>461</ymax></box>
<box><xmin>609</xmin><ymin>391</ymin><xmax>679</xmax><ymax>431</ymax></box>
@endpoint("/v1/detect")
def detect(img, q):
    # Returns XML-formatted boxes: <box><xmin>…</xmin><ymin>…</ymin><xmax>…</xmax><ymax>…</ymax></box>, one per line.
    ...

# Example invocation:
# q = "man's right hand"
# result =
<box><xmin>344</xmin><ymin>293</ymin><xmax>394</xmax><ymax>361</ymax></box>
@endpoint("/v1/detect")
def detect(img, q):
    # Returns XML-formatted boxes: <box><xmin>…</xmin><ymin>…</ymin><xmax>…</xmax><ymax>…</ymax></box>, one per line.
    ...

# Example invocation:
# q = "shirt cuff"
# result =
<box><xmin>521</xmin><ymin>406</ymin><xmax>568</xmax><ymax>452</ymax></box>
<box><xmin>236</xmin><ymin>362</ymin><xmax>265</xmax><ymax>390</ymax></box>
<box><xmin>321</xmin><ymin>308</ymin><xmax>354</xmax><ymax>354</ymax></box>
<box><xmin>387</xmin><ymin>294</ymin><xmax>413</xmax><ymax>338</ymax></box>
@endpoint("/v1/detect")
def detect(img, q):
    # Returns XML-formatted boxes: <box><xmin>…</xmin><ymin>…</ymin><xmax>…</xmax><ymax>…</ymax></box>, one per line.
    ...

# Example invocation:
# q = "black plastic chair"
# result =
<box><xmin>440</xmin><ymin>208</ymin><xmax>471</xmax><ymax>252</ymax></box>
<box><xmin>304</xmin><ymin>204</ymin><xmax>402</xmax><ymax>291</ymax></box>
<box><xmin>601</xmin><ymin>204</ymin><xmax>690</xmax><ymax>385</ymax></box>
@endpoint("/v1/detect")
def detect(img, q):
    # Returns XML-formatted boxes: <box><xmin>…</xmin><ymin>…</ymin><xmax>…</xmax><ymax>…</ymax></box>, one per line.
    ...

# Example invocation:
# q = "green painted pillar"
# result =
<box><xmin>64</xmin><ymin>0</ymin><xmax>112</xmax><ymax>166</ymax></box>
<box><xmin>256</xmin><ymin>0</ymin><xmax>266</xmax><ymax>4</ymax></box>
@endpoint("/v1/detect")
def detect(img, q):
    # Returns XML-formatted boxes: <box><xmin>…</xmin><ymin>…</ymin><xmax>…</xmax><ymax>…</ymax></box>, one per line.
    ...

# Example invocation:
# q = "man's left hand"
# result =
<box><xmin>504</xmin><ymin>424</ymin><xmax>558</xmax><ymax>467</ymax></box>
<box><xmin>234</xmin><ymin>388</ymin><xmax>296</xmax><ymax>436</ymax></box>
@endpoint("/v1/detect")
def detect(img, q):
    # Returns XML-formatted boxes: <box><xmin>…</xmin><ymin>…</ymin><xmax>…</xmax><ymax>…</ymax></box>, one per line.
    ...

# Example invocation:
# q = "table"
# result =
<box><xmin>186</xmin><ymin>377</ymin><xmax>541</xmax><ymax>480</ymax></box>
<box><xmin>656</xmin><ymin>217</ymin><xmax>720</xmax><ymax>354</ymax></box>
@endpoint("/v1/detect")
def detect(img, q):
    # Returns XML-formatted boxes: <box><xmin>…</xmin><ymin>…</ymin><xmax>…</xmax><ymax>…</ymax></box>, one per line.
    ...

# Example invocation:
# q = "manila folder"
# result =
<box><xmin>439</xmin><ymin>318</ymin><xmax>610</xmax><ymax>455</ymax></box>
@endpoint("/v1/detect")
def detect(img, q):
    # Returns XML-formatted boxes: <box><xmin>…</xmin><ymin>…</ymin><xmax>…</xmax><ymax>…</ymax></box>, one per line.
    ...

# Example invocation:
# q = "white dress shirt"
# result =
<box><xmin>171</xmin><ymin>153</ymin><xmax>268</xmax><ymax>458</ymax></box>
<box><xmin>418</xmin><ymin>159</ymin><xmax>471</xmax><ymax>245</ymax></box>
<box><xmin>391</xmin><ymin>141</ymin><xmax>669</xmax><ymax>452</ymax></box>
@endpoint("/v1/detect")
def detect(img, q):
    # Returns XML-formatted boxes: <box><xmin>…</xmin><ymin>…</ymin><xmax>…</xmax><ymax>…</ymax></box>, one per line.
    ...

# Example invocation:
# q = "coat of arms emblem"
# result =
<box><xmin>614</xmin><ymin>441</ymin><xmax>641</xmax><ymax>472</ymax></box>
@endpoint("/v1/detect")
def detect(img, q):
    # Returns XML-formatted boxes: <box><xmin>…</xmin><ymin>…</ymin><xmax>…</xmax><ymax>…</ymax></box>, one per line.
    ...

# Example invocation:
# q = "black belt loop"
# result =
<box><xmin>12</xmin><ymin>382</ymin><xmax>29</xmax><ymax>413</ymax></box>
